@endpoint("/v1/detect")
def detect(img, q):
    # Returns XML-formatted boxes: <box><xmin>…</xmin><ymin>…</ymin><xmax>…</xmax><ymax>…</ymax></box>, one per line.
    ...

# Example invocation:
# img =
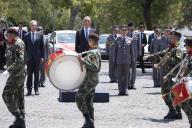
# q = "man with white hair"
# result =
<box><xmin>75</xmin><ymin>16</ymin><xmax>96</xmax><ymax>53</ymax></box>
<box><xmin>23</xmin><ymin>20</ymin><xmax>44</xmax><ymax>96</ymax></box>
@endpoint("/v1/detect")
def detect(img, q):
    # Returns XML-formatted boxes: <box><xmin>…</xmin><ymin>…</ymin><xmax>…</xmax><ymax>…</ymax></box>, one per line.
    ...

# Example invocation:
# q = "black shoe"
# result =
<box><xmin>164</xmin><ymin>111</ymin><xmax>182</xmax><ymax>120</ymax></box>
<box><xmin>118</xmin><ymin>92</ymin><xmax>129</xmax><ymax>96</ymax></box>
<box><xmin>26</xmin><ymin>92</ymin><xmax>31</xmax><ymax>96</ymax></box>
<box><xmin>39</xmin><ymin>84</ymin><xmax>45</xmax><ymax>87</ymax></box>
<box><xmin>129</xmin><ymin>86</ymin><xmax>136</xmax><ymax>90</ymax></box>
<box><xmin>109</xmin><ymin>80</ymin><xmax>117</xmax><ymax>83</ymax></box>
<box><xmin>35</xmin><ymin>91</ymin><xmax>40</xmax><ymax>95</ymax></box>
<box><xmin>9</xmin><ymin>118</ymin><xmax>26</xmax><ymax>128</ymax></box>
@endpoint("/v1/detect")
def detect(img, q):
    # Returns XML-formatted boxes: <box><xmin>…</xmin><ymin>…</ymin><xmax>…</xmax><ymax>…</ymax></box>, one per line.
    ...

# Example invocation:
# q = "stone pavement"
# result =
<box><xmin>0</xmin><ymin>61</ymin><xmax>189</xmax><ymax>128</ymax></box>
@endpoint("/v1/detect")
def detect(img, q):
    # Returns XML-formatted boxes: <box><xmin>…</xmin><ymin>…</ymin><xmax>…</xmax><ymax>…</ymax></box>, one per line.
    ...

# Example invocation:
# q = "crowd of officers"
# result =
<box><xmin>105</xmin><ymin>22</ymin><xmax>171</xmax><ymax>95</ymax></box>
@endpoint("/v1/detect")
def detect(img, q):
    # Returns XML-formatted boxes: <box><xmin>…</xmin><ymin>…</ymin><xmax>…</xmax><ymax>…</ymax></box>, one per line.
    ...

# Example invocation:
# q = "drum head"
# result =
<box><xmin>48</xmin><ymin>55</ymin><xmax>86</xmax><ymax>91</ymax></box>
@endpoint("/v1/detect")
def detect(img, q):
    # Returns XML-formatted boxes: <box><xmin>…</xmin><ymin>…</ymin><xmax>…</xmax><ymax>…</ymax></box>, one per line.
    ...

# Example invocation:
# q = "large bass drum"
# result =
<box><xmin>46</xmin><ymin>50</ymin><xmax>86</xmax><ymax>91</ymax></box>
<box><xmin>171</xmin><ymin>77</ymin><xmax>192</xmax><ymax>106</ymax></box>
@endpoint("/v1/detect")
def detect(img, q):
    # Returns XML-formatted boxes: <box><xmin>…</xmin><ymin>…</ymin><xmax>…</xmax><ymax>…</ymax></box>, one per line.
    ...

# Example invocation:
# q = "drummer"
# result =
<box><xmin>167</xmin><ymin>38</ymin><xmax>192</xmax><ymax>128</ymax></box>
<box><xmin>76</xmin><ymin>33</ymin><xmax>101</xmax><ymax>128</ymax></box>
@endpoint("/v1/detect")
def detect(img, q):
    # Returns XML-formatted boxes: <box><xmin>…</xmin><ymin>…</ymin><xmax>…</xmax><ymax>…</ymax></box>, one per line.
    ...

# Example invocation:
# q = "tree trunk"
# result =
<box><xmin>68</xmin><ymin>6</ymin><xmax>79</xmax><ymax>30</ymax></box>
<box><xmin>142</xmin><ymin>0</ymin><xmax>153</xmax><ymax>30</ymax></box>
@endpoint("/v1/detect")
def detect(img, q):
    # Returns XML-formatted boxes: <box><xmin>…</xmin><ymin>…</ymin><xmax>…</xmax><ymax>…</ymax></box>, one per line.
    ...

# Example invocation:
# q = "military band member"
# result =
<box><xmin>127</xmin><ymin>22</ymin><xmax>140</xmax><ymax>89</ymax></box>
<box><xmin>147</xmin><ymin>31</ymin><xmax>182</xmax><ymax>120</ymax></box>
<box><xmin>114</xmin><ymin>25</ymin><xmax>132</xmax><ymax>96</ymax></box>
<box><xmin>150</xmin><ymin>29</ymin><xmax>169</xmax><ymax>87</ymax></box>
<box><xmin>106</xmin><ymin>25</ymin><xmax>119</xmax><ymax>83</ymax></box>
<box><xmin>76</xmin><ymin>33</ymin><xmax>101</xmax><ymax>128</ymax></box>
<box><xmin>2</xmin><ymin>28</ymin><xmax>26</xmax><ymax>128</ymax></box>
<box><xmin>170</xmin><ymin>38</ymin><xmax>192</xmax><ymax>128</ymax></box>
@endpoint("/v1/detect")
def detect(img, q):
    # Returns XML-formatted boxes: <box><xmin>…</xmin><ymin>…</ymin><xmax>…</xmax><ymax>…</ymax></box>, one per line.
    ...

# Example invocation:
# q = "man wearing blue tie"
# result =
<box><xmin>23</xmin><ymin>20</ymin><xmax>44</xmax><ymax>96</ymax></box>
<box><xmin>138</xmin><ymin>25</ymin><xmax>147</xmax><ymax>73</ymax></box>
<box><xmin>75</xmin><ymin>16</ymin><xmax>96</xmax><ymax>53</ymax></box>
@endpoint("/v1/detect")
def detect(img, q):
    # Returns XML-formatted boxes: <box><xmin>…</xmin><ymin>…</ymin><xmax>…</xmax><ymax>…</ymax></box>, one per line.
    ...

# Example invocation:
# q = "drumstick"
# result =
<box><xmin>80</xmin><ymin>63</ymin><xmax>83</xmax><ymax>72</ymax></box>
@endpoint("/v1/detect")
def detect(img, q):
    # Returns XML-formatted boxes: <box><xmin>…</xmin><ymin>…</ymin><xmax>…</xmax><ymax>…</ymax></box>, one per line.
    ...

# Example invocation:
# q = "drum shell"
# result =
<box><xmin>46</xmin><ymin>51</ymin><xmax>86</xmax><ymax>91</ymax></box>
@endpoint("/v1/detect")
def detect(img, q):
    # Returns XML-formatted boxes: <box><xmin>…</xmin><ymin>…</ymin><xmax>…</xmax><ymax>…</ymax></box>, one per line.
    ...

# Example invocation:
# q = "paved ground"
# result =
<box><xmin>0</xmin><ymin>61</ymin><xmax>190</xmax><ymax>128</ymax></box>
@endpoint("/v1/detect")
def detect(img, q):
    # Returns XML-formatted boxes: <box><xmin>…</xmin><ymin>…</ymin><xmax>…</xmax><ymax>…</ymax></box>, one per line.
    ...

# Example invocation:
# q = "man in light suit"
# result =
<box><xmin>138</xmin><ymin>25</ymin><xmax>147</xmax><ymax>73</ymax></box>
<box><xmin>18</xmin><ymin>22</ymin><xmax>27</xmax><ymax>40</ymax></box>
<box><xmin>23</xmin><ymin>20</ymin><xmax>44</xmax><ymax>96</ymax></box>
<box><xmin>148</xmin><ymin>26</ymin><xmax>158</xmax><ymax>52</ymax></box>
<box><xmin>106</xmin><ymin>25</ymin><xmax>119</xmax><ymax>83</ymax></box>
<box><xmin>114</xmin><ymin>25</ymin><xmax>132</xmax><ymax>96</ymax></box>
<box><xmin>127</xmin><ymin>22</ymin><xmax>140</xmax><ymax>89</ymax></box>
<box><xmin>75</xmin><ymin>16</ymin><xmax>96</xmax><ymax>53</ymax></box>
<box><xmin>150</xmin><ymin>29</ymin><xmax>169</xmax><ymax>87</ymax></box>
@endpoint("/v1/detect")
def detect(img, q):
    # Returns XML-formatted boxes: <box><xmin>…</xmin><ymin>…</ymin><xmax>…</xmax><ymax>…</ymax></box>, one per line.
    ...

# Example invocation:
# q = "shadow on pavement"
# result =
<box><xmin>142</xmin><ymin>118</ymin><xmax>175</xmax><ymax>123</ymax></box>
<box><xmin>145</xmin><ymin>92</ymin><xmax>161</xmax><ymax>95</ymax></box>
<box><xmin>142</xmin><ymin>86</ymin><xmax>158</xmax><ymax>88</ymax></box>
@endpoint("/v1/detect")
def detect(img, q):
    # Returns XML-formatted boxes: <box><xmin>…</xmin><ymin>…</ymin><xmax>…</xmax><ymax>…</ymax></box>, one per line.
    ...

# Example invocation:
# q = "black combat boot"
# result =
<box><xmin>9</xmin><ymin>117</ymin><xmax>26</xmax><ymax>128</ymax></box>
<box><xmin>82</xmin><ymin>113</ymin><xmax>95</xmax><ymax>128</ymax></box>
<box><xmin>164</xmin><ymin>108</ymin><xmax>179</xmax><ymax>120</ymax></box>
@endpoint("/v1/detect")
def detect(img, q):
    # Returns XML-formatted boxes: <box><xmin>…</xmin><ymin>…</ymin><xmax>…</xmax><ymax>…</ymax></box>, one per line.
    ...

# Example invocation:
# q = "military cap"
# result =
<box><xmin>7</xmin><ymin>28</ymin><xmax>19</xmax><ymax>36</ymax></box>
<box><xmin>184</xmin><ymin>38</ymin><xmax>192</xmax><ymax>48</ymax></box>
<box><xmin>119</xmin><ymin>25</ymin><xmax>128</xmax><ymax>30</ymax></box>
<box><xmin>170</xmin><ymin>31</ymin><xmax>181</xmax><ymax>38</ymax></box>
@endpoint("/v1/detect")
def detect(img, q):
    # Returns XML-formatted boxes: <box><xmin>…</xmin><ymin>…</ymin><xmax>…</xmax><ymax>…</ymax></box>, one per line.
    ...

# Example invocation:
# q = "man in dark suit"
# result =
<box><xmin>75</xmin><ymin>16</ymin><xmax>96</xmax><ymax>53</ymax></box>
<box><xmin>18</xmin><ymin>22</ymin><xmax>27</xmax><ymax>40</ymax></box>
<box><xmin>23</xmin><ymin>20</ymin><xmax>44</xmax><ymax>96</ymax></box>
<box><xmin>138</xmin><ymin>25</ymin><xmax>147</xmax><ymax>73</ymax></box>
<box><xmin>0</xmin><ymin>21</ymin><xmax>6</xmax><ymax>70</ymax></box>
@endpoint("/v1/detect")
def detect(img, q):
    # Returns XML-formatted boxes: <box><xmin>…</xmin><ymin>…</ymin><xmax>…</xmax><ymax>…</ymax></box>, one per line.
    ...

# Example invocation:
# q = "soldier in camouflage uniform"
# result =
<box><xmin>147</xmin><ymin>31</ymin><xmax>182</xmax><ymax>120</ymax></box>
<box><xmin>166</xmin><ymin>38</ymin><xmax>192</xmax><ymax>128</ymax></box>
<box><xmin>2</xmin><ymin>28</ymin><xmax>26</xmax><ymax>128</ymax></box>
<box><xmin>76</xmin><ymin>33</ymin><xmax>101</xmax><ymax>128</ymax></box>
<box><xmin>106</xmin><ymin>25</ymin><xmax>119</xmax><ymax>83</ymax></box>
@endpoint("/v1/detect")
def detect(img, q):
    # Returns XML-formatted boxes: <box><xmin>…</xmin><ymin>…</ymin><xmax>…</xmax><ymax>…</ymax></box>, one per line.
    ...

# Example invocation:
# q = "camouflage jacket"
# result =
<box><xmin>148</xmin><ymin>46</ymin><xmax>183</xmax><ymax>78</ymax></box>
<box><xmin>166</xmin><ymin>55</ymin><xmax>192</xmax><ymax>80</ymax></box>
<box><xmin>83</xmin><ymin>49</ymin><xmax>101</xmax><ymax>75</ymax></box>
<box><xmin>5</xmin><ymin>37</ymin><xmax>25</xmax><ymax>74</ymax></box>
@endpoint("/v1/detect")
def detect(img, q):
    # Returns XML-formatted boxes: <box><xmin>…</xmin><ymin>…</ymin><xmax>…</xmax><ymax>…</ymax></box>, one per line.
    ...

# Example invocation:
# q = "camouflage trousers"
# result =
<box><xmin>76</xmin><ymin>74</ymin><xmax>98</xmax><ymax>119</ymax></box>
<box><xmin>181</xmin><ymin>99</ymin><xmax>192</xmax><ymax>123</ymax></box>
<box><xmin>161</xmin><ymin>79</ymin><xmax>181</xmax><ymax>113</ymax></box>
<box><xmin>2</xmin><ymin>72</ymin><xmax>25</xmax><ymax>119</ymax></box>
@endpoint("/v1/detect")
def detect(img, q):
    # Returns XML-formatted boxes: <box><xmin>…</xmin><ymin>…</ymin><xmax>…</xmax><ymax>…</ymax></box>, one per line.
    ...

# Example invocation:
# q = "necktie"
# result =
<box><xmin>32</xmin><ymin>32</ymin><xmax>35</xmax><ymax>44</ymax></box>
<box><xmin>20</xmin><ymin>30</ymin><xmax>22</xmax><ymax>39</ymax></box>
<box><xmin>85</xmin><ymin>29</ymin><xmax>88</xmax><ymax>40</ymax></box>
<box><xmin>123</xmin><ymin>37</ymin><xmax>125</xmax><ymax>43</ymax></box>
